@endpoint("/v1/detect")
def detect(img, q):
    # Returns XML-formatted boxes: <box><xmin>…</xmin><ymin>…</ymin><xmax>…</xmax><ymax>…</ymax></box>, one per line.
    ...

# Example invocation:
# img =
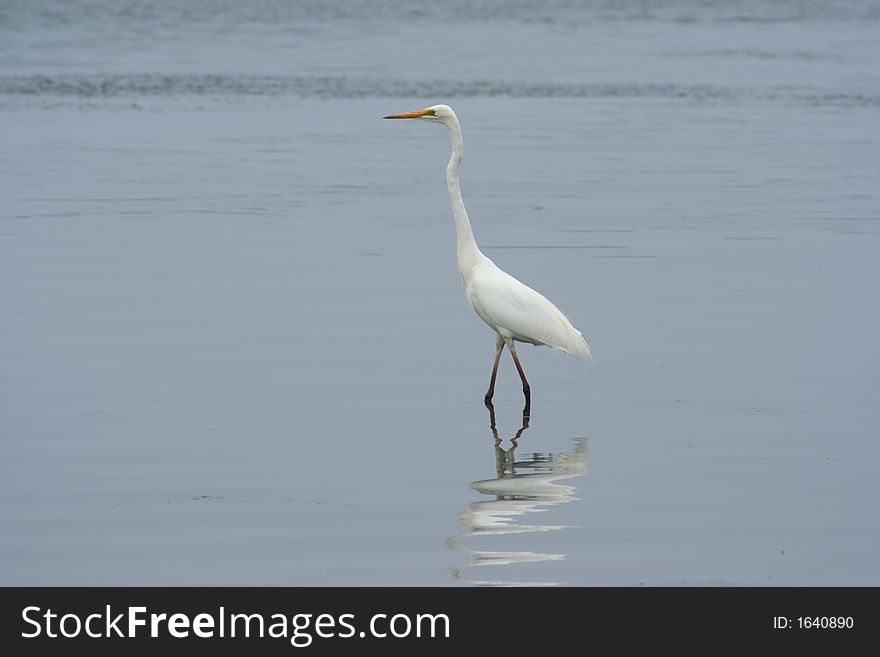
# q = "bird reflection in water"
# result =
<box><xmin>447</xmin><ymin>402</ymin><xmax>589</xmax><ymax>586</ymax></box>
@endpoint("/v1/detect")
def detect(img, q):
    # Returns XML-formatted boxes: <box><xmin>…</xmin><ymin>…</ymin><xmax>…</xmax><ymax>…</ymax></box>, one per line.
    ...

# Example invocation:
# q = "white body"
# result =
<box><xmin>465</xmin><ymin>261</ymin><xmax>590</xmax><ymax>359</ymax></box>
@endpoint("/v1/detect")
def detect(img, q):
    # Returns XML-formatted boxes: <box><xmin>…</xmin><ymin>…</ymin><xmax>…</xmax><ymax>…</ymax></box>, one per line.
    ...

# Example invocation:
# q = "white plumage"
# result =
<box><xmin>384</xmin><ymin>104</ymin><xmax>590</xmax><ymax>411</ymax></box>
<box><xmin>466</xmin><ymin>263</ymin><xmax>591</xmax><ymax>360</ymax></box>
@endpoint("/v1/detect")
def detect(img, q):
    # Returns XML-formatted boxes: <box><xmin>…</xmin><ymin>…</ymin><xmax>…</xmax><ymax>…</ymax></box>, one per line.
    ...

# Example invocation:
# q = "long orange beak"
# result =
<box><xmin>383</xmin><ymin>108</ymin><xmax>435</xmax><ymax>119</ymax></box>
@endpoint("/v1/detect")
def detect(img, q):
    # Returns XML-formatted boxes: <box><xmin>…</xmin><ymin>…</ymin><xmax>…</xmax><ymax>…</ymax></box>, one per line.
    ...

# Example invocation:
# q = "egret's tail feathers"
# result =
<box><xmin>548</xmin><ymin>327</ymin><xmax>591</xmax><ymax>360</ymax></box>
<box><xmin>543</xmin><ymin>305</ymin><xmax>591</xmax><ymax>361</ymax></box>
<box><xmin>571</xmin><ymin>333</ymin><xmax>592</xmax><ymax>361</ymax></box>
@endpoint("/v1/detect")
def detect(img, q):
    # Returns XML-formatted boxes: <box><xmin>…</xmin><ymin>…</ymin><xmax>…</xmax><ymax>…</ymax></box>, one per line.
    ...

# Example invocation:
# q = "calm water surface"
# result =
<box><xmin>1</xmin><ymin>1</ymin><xmax>878</xmax><ymax>585</ymax></box>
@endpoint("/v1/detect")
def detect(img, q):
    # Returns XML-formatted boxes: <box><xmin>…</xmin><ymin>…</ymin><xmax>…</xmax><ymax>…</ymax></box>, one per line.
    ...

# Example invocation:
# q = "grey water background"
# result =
<box><xmin>1</xmin><ymin>1</ymin><xmax>878</xmax><ymax>585</ymax></box>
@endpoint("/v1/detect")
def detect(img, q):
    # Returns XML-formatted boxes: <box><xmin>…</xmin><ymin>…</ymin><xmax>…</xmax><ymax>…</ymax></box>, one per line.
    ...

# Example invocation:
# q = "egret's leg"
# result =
<box><xmin>506</xmin><ymin>340</ymin><xmax>531</xmax><ymax>416</ymax></box>
<box><xmin>484</xmin><ymin>334</ymin><xmax>505</xmax><ymax>403</ymax></box>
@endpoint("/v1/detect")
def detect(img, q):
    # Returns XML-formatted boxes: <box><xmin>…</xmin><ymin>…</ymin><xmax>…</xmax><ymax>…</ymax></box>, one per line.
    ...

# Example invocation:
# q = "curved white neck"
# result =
<box><xmin>445</xmin><ymin>117</ymin><xmax>484</xmax><ymax>281</ymax></box>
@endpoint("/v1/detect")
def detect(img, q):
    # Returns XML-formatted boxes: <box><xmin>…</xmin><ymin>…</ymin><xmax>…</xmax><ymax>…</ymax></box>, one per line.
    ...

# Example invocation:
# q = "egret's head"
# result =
<box><xmin>383</xmin><ymin>104</ymin><xmax>456</xmax><ymax>125</ymax></box>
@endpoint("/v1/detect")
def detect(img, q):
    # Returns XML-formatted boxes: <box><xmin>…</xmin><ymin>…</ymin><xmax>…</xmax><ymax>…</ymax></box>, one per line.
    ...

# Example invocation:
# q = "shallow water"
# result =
<box><xmin>1</xmin><ymin>1</ymin><xmax>878</xmax><ymax>586</ymax></box>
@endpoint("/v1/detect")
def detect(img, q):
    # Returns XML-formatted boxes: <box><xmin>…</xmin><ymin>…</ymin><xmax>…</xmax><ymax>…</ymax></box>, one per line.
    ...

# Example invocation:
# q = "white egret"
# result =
<box><xmin>384</xmin><ymin>105</ymin><xmax>590</xmax><ymax>413</ymax></box>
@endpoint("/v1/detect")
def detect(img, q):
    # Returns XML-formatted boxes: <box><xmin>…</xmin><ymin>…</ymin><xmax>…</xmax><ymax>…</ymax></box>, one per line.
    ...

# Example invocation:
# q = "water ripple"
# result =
<box><xmin>1</xmin><ymin>74</ymin><xmax>877</xmax><ymax>106</ymax></box>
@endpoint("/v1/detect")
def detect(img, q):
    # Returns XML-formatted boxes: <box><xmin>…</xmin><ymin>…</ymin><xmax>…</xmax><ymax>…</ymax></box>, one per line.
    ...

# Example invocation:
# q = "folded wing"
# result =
<box><xmin>467</xmin><ymin>263</ymin><xmax>591</xmax><ymax>360</ymax></box>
